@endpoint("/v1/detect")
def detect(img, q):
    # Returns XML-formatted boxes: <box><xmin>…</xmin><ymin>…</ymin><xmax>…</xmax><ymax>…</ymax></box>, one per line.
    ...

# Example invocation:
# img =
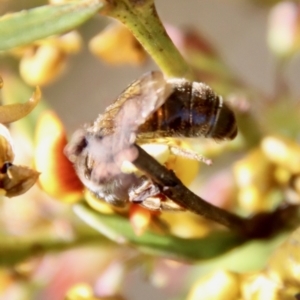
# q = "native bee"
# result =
<box><xmin>65</xmin><ymin>71</ymin><xmax>237</xmax><ymax>210</ymax></box>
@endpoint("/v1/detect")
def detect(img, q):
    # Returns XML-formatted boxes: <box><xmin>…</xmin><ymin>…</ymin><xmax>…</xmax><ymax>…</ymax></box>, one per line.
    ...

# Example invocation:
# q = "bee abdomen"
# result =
<box><xmin>138</xmin><ymin>79</ymin><xmax>238</xmax><ymax>140</ymax></box>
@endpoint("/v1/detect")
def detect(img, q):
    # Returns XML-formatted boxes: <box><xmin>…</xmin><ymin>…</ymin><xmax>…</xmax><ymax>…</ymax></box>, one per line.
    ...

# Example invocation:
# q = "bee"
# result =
<box><xmin>65</xmin><ymin>71</ymin><xmax>237</xmax><ymax>210</ymax></box>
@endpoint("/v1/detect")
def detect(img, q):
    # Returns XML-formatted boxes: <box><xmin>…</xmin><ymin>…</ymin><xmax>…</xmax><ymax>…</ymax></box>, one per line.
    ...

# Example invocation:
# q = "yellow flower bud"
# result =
<box><xmin>35</xmin><ymin>111</ymin><xmax>83</xmax><ymax>203</ymax></box>
<box><xmin>267</xmin><ymin>226</ymin><xmax>300</xmax><ymax>287</ymax></box>
<box><xmin>129</xmin><ymin>204</ymin><xmax>153</xmax><ymax>236</ymax></box>
<box><xmin>234</xmin><ymin>148</ymin><xmax>276</xmax><ymax>213</ymax></box>
<box><xmin>241</xmin><ymin>273</ymin><xmax>280</xmax><ymax>300</ymax></box>
<box><xmin>187</xmin><ymin>270</ymin><xmax>240</xmax><ymax>300</ymax></box>
<box><xmin>268</xmin><ymin>2</ymin><xmax>300</xmax><ymax>57</ymax></box>
<box><xmin>84</xmin><ymin>190</ymin><xmax>115</xmax><ymax>214</ymax></box>
<box><xmin>89</xmin><ymin>22</ymin><xmax>147</xmax><ymax>66</ymax></box>
<box><xmin>55</xmin><ymin>31</ymin><xmax>82</xmax><ymax>54</ymax></box>
<box><xmin>65</xmin><ymin>283</ymin><xmax>94</xmax><ymax>300</ymax></box>
<box><xmin>20</xmin><ymin>45</ymin><xmax>66</xmax><ymax>86</ymax></box>
<box><xmin>262</xmin><ymin>136</ymin><xmax>300</xmax><ymax>174</ymax></box>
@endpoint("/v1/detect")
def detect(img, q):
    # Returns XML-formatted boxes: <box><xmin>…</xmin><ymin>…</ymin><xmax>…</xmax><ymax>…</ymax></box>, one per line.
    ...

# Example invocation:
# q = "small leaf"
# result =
<box><xmin>73</xmin><ymin>202</ymin><xmax>244</xmax><ymax>261</ymax></box>
<box><xmin>0</xmin><ymin>1</ymin><xmax>104</xmax><ymax>51</ymax></box>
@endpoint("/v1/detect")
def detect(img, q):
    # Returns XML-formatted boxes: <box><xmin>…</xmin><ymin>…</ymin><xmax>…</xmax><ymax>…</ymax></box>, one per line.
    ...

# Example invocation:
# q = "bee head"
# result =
<box><xmin>64</xmin><ymin>129</ymin><xmax>88</xmax><ymax>163</ymax></box>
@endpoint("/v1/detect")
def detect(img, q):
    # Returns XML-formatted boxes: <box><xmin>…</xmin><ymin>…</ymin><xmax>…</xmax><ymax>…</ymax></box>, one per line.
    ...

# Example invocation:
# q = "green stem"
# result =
<box><xmin>74</xmin><ymin>203</ymin><xmax>244</xmax><ymax>261</ymax></box>
<box><xmin>0</xmin><ymin>224</ymin><xmax>109</xmax><ymax>266</ymax></box>
<box><xmin>102</xmin><ymin>0</ymin><xmax>194</xmax><ymax>80</ymax></box>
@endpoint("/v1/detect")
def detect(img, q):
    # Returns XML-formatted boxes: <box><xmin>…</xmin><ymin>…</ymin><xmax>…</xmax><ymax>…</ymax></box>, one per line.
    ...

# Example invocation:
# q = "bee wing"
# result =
<box><xmin>77</xmin><ymin>71</ymin><xmax>173</xmax><ymax>186</ymax></box>
<box><xmin>92</xmin><ymin>71</ymin><xmax>173</xmax><ymax>136</ymax></box>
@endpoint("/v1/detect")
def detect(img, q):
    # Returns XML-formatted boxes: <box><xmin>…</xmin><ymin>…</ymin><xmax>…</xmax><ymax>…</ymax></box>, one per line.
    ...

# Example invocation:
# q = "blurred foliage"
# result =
<box><xmin>0</xmin><ymin>0</ymin><xmax>300</xmax><ymax>299</ymax></box>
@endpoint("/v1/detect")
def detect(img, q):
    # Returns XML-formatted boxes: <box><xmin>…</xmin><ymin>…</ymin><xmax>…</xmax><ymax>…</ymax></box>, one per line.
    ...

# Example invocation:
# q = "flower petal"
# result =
<box><xmin>35</xmin><ymin>111</ymin><xmax>83</xmax><ymax>202</ymax></box>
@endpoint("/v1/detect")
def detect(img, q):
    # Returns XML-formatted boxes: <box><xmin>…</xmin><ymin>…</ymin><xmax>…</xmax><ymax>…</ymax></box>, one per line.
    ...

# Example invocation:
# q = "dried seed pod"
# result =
<box><xmin>0</xmin><ymin>124</ymin><xmax>39</xmax><ymax>197</ymax></box>
<box><xmin>0</xmin><ymin>76</ymin><xmax>41</xmax><ymax>196</ymax></box>
<box><xmin>1</xmin><ymin>164</ymin><xmax>40</xmax><ymax>197</ymax></box>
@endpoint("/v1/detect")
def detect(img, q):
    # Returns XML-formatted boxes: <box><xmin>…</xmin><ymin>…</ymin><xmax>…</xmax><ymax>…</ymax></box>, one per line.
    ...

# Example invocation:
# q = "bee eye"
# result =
<box><xmin>74</xmin><ymin>136</ymin><xmax>88</xmax><ymax>155</ymax></box>
<box><xmin>1</xmin><ymin>162</ymin><xmax>13</xmax><ymax>174</ymax></box>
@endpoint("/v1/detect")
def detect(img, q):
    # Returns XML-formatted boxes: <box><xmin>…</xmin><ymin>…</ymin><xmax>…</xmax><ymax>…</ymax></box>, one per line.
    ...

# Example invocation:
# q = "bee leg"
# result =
<box><xmin>129</xmin><ymin>176</ymin><xmax>184</xmax><ymax>211</ymax></box>
<box><xmin>169</xmin><ymin>146</ymin><xmax>212</xmax><ymax>165</ymax></box>
<box><xmin>141</xmin><ymin>197</ymin><xmax>184</xmax><ymax>211</ymax></box>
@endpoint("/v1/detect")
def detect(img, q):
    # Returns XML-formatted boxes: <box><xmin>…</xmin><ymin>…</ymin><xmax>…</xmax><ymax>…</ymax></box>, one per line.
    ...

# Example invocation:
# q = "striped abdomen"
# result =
<box><xmin>138</xmin><ymin>79</ymin><xmax>237</xmax><ymax>140</ymax></box>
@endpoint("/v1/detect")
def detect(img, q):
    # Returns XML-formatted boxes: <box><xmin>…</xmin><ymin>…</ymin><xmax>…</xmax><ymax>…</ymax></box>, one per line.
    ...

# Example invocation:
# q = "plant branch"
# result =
<box><xmin>102</xmin><ymin>0</ymin><xmax>194</xmax><ymax>79</ymax></box>
<box><xmin>132</xmin><ymin>145</ymin><xmax>246</xmax><ymax>231</ymax></box>
<box><xmin>132</xmin><ymin>144</ymin><xmax>300</xmax><ymax>238</ymax></box>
